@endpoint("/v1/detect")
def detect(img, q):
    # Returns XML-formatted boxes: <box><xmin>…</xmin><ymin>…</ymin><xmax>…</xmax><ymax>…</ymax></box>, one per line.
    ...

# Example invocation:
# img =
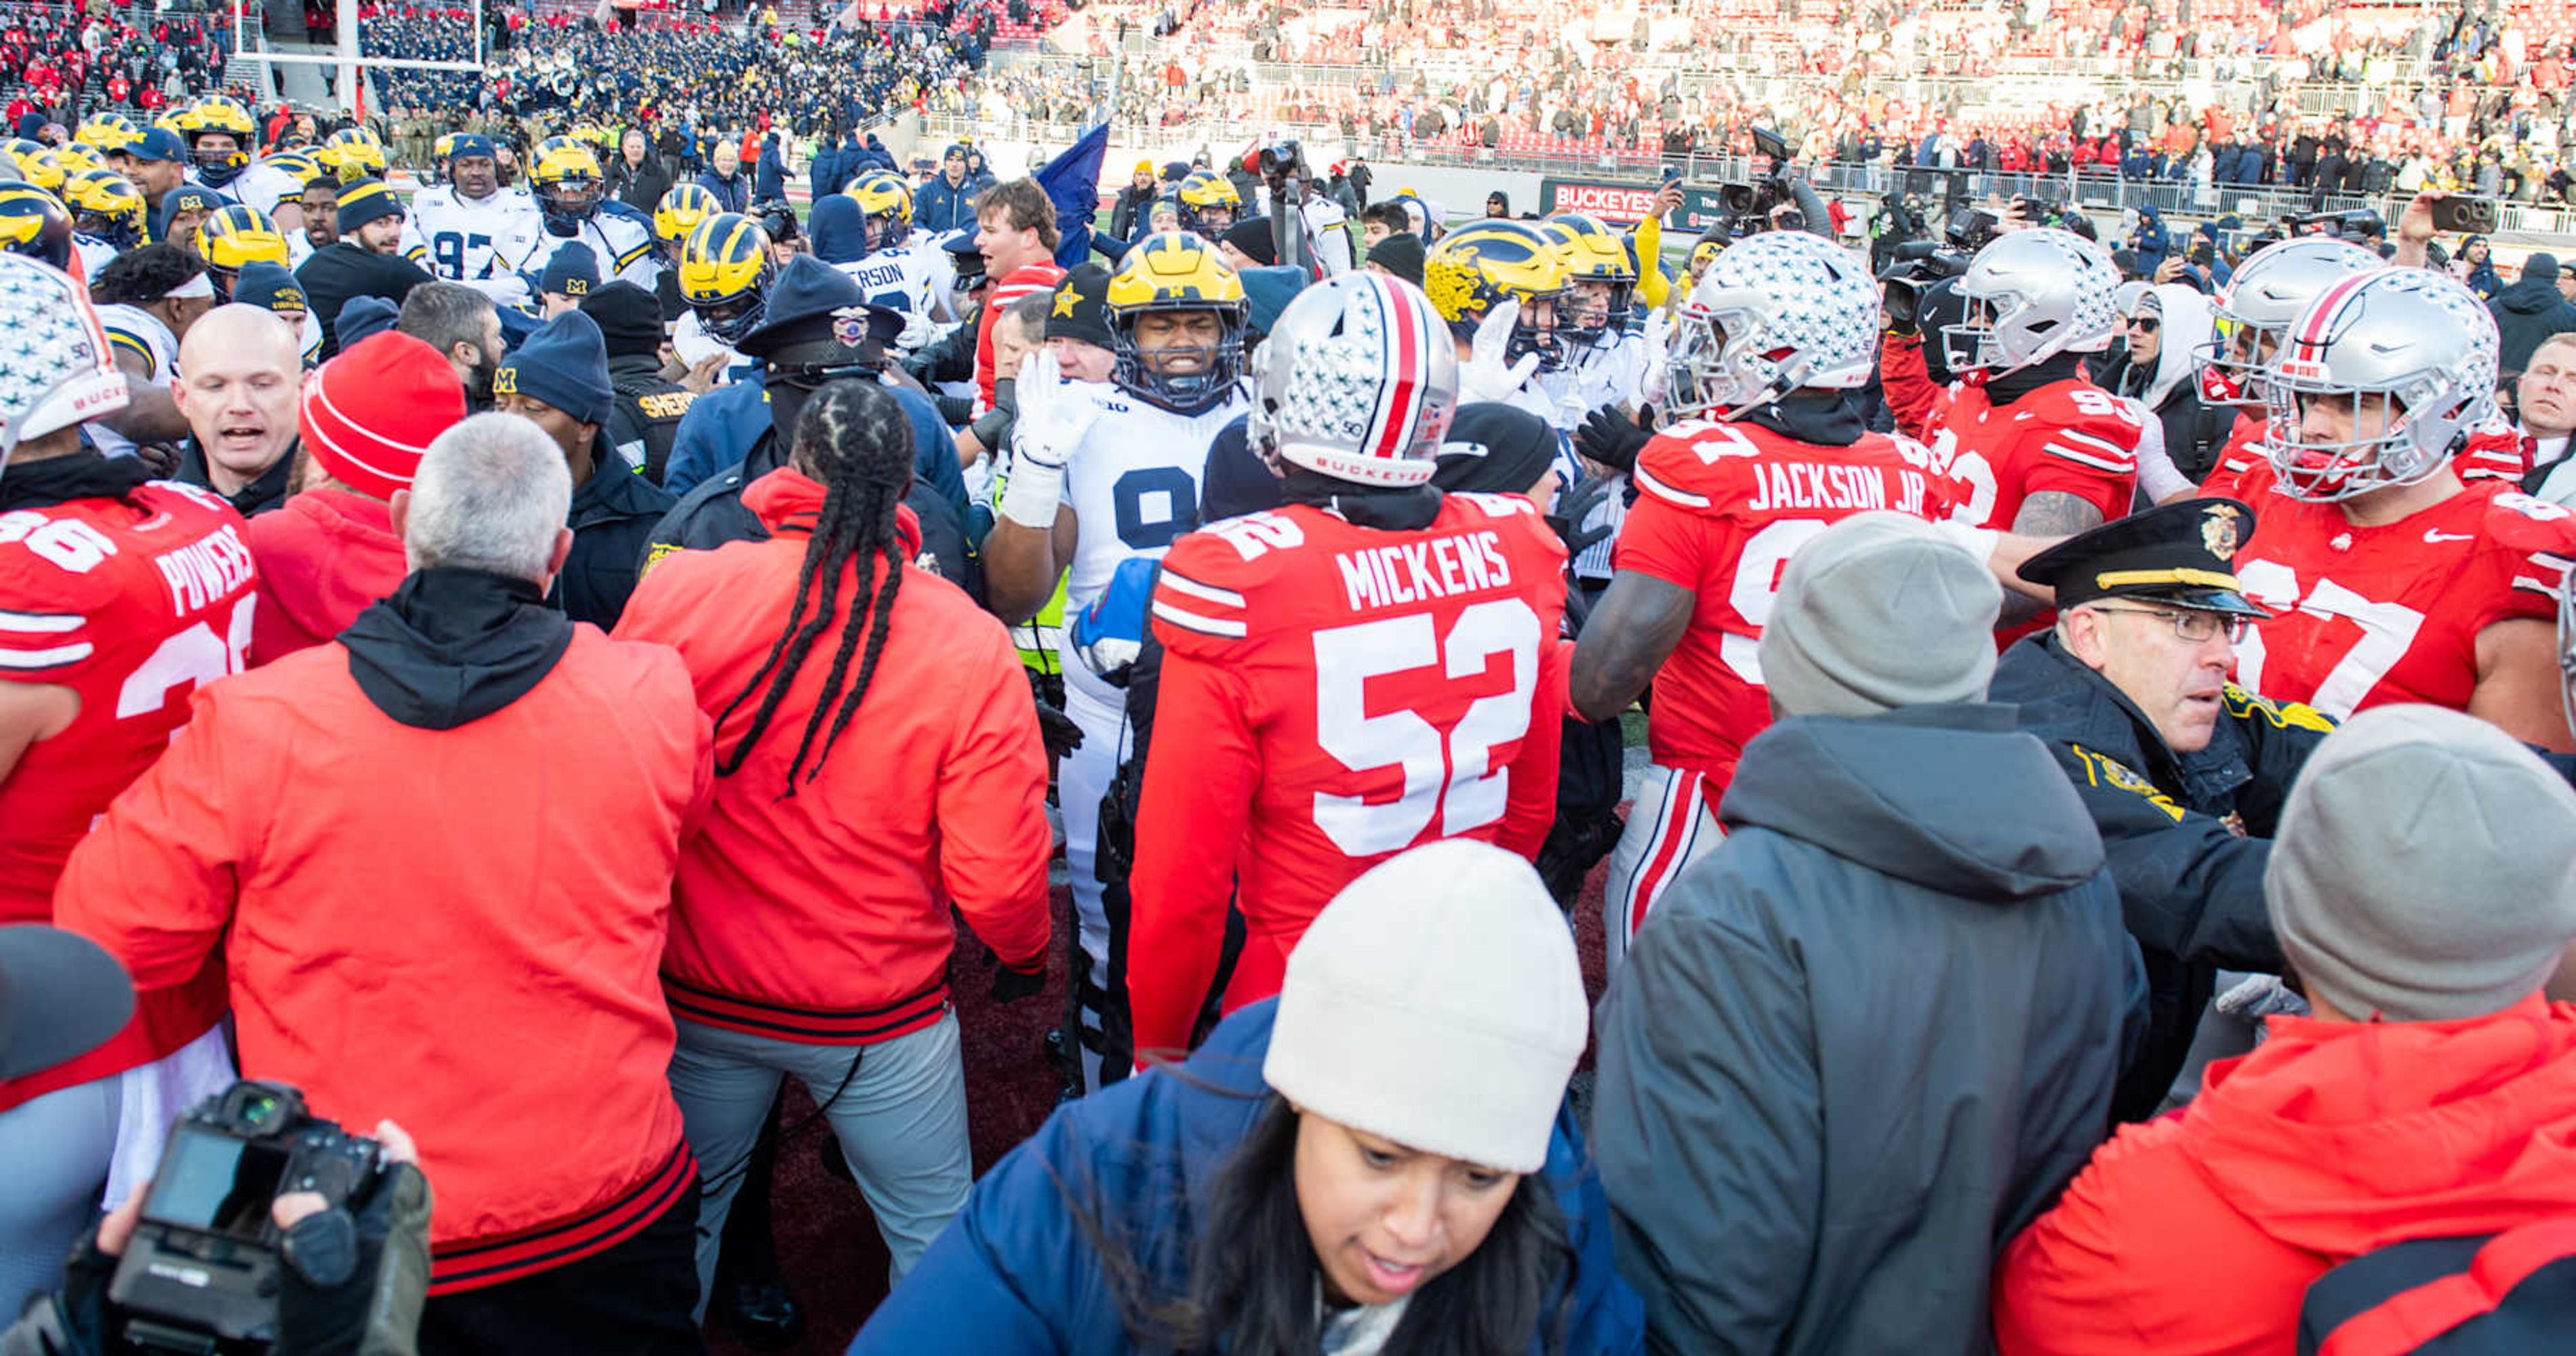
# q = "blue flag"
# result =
<box><xmin>1037</xmin><ymin>121</ymin><xmax>1110</xmax><ymax>270</ymax></box>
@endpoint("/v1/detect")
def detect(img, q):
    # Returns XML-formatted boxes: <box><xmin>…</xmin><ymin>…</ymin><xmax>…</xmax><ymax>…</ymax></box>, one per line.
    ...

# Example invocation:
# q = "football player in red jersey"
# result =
<box><xmin>0</xmin><ymin>253</ymin><xmax>253</xmax><ymax>1307</ymax></box>
<box><xmin>2232</xmin><ymin>266</ymin><xmax>2576</xmax><ymax>751</ymax></box>
<box><xmin>1124</xmin><ymin>272</ymin><xmax>1571</xmax><ymax>1065</ymax></box>
<box><xmin>2188</xmin><ymin>235</ymin><xmax>2386</xmax><ymax>498</ymax></box>
<box><xmin>1568</xmin><ymin>229</ymin><xmax>1958</xmax><ymax>970</ymax></box>
<box><xmin>1880</xmin><ymin>227</ymin><xmax>2141</xmax><ymax>598</ymax></box>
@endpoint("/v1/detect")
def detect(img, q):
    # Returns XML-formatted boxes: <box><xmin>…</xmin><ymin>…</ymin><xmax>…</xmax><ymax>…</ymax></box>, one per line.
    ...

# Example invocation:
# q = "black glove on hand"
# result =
<box><xmin>278</xmin><ymin>1161</ymin><xmax>433</xmax><ymax>1356</ymax></box>
<box><xmin>1546</xmin><ymin>475</ymin><xmax>1616</xmax><ymax>560</ymax></box>
<box><xmin>1573</xmin><ymin>403</ymin><xmax>1651</xmax><ymax>475</ymax></box>
<box><xmin>990</xmin><ymin>963</ymin><xmax>1047</xmax><ymax>1005</ymax></box>
<box><xmin>0</xmin><ymin>1233</ymin><xmax>117</xmax><ymax>1356</ymax></box>
<box><xmin>1035</xmin><ymin>700</ymin><xmax>1085</xmax><ymax>763</ymax></box>
<box><xmin>970</xmin><ymin>405</ymin><xmax>1013</xmax><ymax>454</ymax></box>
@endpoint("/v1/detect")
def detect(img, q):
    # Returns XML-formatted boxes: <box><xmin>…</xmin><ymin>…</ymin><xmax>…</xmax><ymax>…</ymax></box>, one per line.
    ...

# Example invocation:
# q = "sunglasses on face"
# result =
<box><xmin>2129</xmin><ymin>317</ymin><xmax>2159</xmax><ymax>333</ymax></box>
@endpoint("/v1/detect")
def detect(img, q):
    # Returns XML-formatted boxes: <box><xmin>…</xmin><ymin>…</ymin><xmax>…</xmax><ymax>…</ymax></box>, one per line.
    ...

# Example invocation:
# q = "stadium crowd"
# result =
<box><xmin>7</xmin><ymin>0</ymin><xmax>2576</xmax><ymax>1349</ymax></box>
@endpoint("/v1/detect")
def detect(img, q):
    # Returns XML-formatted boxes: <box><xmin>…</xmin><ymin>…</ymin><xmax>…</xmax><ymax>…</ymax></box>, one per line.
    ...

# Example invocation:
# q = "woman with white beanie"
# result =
<box><xmin>847</xmin><ymin>839</ymin><xmax>1644</xmax><ymax>1355</ymax></box>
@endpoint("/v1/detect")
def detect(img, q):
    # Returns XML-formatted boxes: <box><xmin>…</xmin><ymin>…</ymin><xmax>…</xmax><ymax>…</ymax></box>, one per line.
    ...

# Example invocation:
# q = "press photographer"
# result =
<box><xmin>0</xmin><ymin>934</ymin><xmax>428</xmax><ymax>1356</ymax></box>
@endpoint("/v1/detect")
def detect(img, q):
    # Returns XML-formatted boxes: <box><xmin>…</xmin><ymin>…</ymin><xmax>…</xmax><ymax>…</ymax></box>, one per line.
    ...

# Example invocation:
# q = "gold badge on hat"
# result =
<box><xmin>2200</xmin><ymin>503</ymin><xmax>2242</xmax><ymax>562</ymax></box>
<box><xmin>1052</xmin><ymin>286</ymin><xmax>1081</xmax><ymax>318</ymax></box>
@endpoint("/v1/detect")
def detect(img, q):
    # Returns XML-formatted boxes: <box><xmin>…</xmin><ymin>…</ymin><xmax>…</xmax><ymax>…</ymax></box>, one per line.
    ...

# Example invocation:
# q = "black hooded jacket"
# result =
<box><xmin>343</xmin><ymin>567</ymin><xmax>573</xmax><ymax>730</ymax></box>
<box><xmin>173</xmin><ymin>438</ymin><xmax>296</xmax><ymax>517</ymax></box>
<box><xmin>552</xmin><ymin>437</ymin><xmax>677</xmax><ymax>631</ymax></box>
<box><xmin>1594</xmin><ymin>702</ymin><xmax>2144</xmax><ymax>1355</ymax></box>
<box><xmin>2489</xmin><ymin>256</ymin><xmax>2576</xmax><ymax>373</ymax></box>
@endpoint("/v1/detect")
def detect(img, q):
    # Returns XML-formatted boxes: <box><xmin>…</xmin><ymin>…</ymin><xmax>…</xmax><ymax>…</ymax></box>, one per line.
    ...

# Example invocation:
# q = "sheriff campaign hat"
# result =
<box><xmin>2017</xmin><ymin>497</ymin><xmax>2272</xmax><ymax>618</ymax></box>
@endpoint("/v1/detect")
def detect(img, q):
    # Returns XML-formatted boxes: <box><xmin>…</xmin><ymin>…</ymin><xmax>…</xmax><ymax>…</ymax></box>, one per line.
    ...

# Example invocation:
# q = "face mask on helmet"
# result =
<box><xmin>865</xmin><ymin>210</ymin><xmax>906</xmax><ymax>252</ymax></box>
<box><xmin>192</xmin><ymin>134</ymin><xmax>245</xmax><ymax>186</ymax></box>
<box><xmin>2261</xmin><ymin>380</ymin><xmax>2455</xmax><ymax>502</ymax></box>
<box><xmin>1502</xmin><ymin>289</ymin><xmax>1569</xmax><ymax>374</ymax></box>
<box><xmin>1558</xmin><ymin>278</ymin><xmax>1632</xmax><ymax>348</ymax></box>
<box><xmin>689</xmin><ymin>263</ymin><xmax>776</xmax><ymax>347</ymax></box>
<box><xmin>2192</xmin><ymin>315</ymin><xmax>2279</xmax><ymax>407</ymax></box>
<box><xmin>1114</xmin><ymin>306</ymin><xmax>1245</xmax><ymax>414</ymax></box>
<box><xmin>538</xmin><ymin>175</ymin><xmax>603</xmax><ymax>235</ymax></box>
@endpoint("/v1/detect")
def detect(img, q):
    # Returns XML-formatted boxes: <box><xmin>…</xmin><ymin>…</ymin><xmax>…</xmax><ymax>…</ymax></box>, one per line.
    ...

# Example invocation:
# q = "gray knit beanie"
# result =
<box><xmin>1262</xmin><ymin>840</ymin><xmax>1586</xmax><ymax>1174</ymax></box>
<box><xmin>2266</xmin><ymin>704</ymin><xmax>2576</xmax><ymax>1022</ymax></box>
<box><xmin>1758</xmin><ymin>512</ymin><xmax>2003</xmax><ymax>718</ymax></box>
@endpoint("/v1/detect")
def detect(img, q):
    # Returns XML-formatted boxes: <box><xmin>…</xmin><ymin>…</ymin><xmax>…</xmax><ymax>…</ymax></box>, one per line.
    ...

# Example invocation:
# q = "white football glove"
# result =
<box><xmin>1457</xmin><ymin>298</ymin><xmax>1542</xmax><ymax>405</ymax></box>
<box><xmin>1638</xmin><ymin>308</ymin><xmax>1672</xmax><ymax>407</ymax></box>
<box><xmin>996</xmin><ymin>348</ymin><xmax>1100</xmax><ymax>530</ymax></box>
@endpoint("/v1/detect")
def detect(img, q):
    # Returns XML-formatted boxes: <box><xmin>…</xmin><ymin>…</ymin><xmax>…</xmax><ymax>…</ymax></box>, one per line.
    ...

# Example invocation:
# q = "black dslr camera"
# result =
<box><xmin>1876</xmin><ymin>237</ymin><xmax>1974</xmax><ymax>330</ymax></box>
<box><xmin>110</xmin><ymin>1081</ymin><xmax>381</xmax><ymax>1352</ymax></box>
<box><xmin>1253</xmin><ymin>138</ymin><xmax>1304</xmax><ymax>178</ymax></box>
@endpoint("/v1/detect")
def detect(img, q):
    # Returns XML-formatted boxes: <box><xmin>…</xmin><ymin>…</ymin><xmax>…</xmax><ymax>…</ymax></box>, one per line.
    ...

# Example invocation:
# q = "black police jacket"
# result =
<box><xmin>642</xmin><ymin>429</ymin><xmax>971</xmax><ymax>592</ymax></box>
<box><xmin>604</xmin><ymin>354</ymin><xmax>694</xmax><ymax>485</ymax></box>
<box><xmin>1990</xmin><ymin>632</ymin><xmax>2318</xmax><ymax>1121</ymax></box>
<box><xmin>552</xmin><ymin>435</ymin><xmax>677</xmax><ymax>631</ymax></box>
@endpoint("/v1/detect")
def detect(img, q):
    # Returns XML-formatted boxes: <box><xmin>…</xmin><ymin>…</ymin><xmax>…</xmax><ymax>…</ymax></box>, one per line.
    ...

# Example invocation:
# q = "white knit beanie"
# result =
<box><xmin>1262</xmin><ymin>841</ymin><xmax>1587</xmax><ymax>1175</ymax></box>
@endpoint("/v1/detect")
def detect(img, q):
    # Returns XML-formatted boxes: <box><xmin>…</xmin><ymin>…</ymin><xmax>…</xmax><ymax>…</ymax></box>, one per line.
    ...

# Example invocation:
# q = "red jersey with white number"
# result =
<box><xmin>2225</xmin><ymin>464</ymin><xmax>2576</xmax><ymax>718</ymax></box>
<box><xmin>1126</xmin><ymin>493</ymin><xmax>1570</xmax><ymax>1060</ymax></box>
<box><xmin>1915</xmin><ymin>376</ymin><xmax>2143</xmax><ymax>532</ymax></box>
<box><xmin>0</xmin><ymin>479</ymin><xmax>253</xmax><ymax>1111</ymax></box>
<box><xmin>1615</xmin><ymin>418</ymin><xmax>1954</xmax><ymax>803</ymax></box>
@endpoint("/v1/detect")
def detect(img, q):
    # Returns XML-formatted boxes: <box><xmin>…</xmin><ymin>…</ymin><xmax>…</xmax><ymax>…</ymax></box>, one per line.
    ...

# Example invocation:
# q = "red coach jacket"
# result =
<box><xmin>56</xmin><ymin>610</ymin><xmax>714</xmax><ymax>1294</ymax></box>
<box><xmin>614</xmin><ymin>468</ymin><xmax>1051</xmax><ymax>1044</ymax></box>
<box><xmin>1992</xmin><ymin>996</ymin><xmax>2576</xmax><ymax>1353</ymax></box>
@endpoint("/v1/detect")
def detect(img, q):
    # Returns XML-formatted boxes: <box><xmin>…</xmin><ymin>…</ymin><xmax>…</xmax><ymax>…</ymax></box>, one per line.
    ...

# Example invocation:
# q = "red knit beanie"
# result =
<box><xmin>299</xmin><ymin>332</ymin><xmax>466</xmax><ymax>500</ymax></box>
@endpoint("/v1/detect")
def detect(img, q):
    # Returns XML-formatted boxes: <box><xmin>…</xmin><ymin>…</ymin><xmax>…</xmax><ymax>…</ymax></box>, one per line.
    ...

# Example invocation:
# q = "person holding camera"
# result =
<box><xmin>1</xmin><ymin>929</ymin><xmax>435</xmax><ymax>1356</ymax></box>
<box><xmin>55</xmin><ymin>415</ymin><xmax>716</xmax><ymax>1355</ymax></box>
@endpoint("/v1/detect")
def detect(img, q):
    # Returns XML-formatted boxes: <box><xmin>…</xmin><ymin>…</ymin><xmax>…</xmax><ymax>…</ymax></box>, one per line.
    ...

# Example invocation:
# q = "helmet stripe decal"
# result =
<box><xmin>2293</xmin><ymin>270</ymin><xmax>2377</xmax><ymax>356</ymax></box>
<box><xmin>1372</xmin><ymin>277</ymin><xmax>1424</xmax><ymax>461</ymax></box>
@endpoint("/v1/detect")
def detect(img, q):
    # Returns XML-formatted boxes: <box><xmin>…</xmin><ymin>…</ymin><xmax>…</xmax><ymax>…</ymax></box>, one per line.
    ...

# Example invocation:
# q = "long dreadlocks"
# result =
<box><xmin>712</xmin><ymin>378</ymin><xmax>917</xmax><ymax>795</ymax></box>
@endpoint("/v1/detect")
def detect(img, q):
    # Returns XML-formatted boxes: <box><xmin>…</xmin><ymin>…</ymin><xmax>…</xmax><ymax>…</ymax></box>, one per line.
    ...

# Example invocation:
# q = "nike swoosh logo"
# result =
<box><xmin>2423</xmin><ymin>530</ymin><xmax>2474</xmax><ymax>544</ymax></box>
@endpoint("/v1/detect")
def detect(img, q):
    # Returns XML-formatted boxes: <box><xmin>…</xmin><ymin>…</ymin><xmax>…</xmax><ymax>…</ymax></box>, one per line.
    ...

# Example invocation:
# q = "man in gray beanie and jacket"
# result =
<box><xmin>1594</xmin><ymin>511</ymin><xmax>2144</xmax><ymax>1356</ymax></box>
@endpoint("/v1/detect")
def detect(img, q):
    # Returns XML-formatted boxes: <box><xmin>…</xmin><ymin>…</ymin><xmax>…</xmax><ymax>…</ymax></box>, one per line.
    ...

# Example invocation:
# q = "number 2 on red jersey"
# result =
<box><xmin>1310</xmin><ymin>598</ymin><xmax>1540</xmax><ymax>856</ymax></box>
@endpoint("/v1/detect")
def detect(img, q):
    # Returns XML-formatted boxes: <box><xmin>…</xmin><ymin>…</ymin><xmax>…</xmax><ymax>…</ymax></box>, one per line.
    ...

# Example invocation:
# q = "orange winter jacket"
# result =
<box><xmin>1992</xmin><ymin>995</ymin><xmax>2576</xmax><ymax>1355</ymax></box>
<box><xmin>56</xmin><ymin>616</ymin><xmax>713</xmax><ymax>1294</ymax></box>
<box><xmin>613</xmin><ymin>468</ymin><xmax>1051</xmax><ymax>1044</ymax></box>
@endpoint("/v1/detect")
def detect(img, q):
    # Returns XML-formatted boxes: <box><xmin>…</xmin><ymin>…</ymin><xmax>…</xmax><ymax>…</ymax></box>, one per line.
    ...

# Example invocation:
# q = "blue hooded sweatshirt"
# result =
<box><xmin>807</xmin><ymin>194</ymin><xmax>868</xmax><ymax>266</ymax></box>
<box><xmin>846</xmin><ymin>1000</ymin><xmax>1645</xmax><ymax>1355</ymax></box>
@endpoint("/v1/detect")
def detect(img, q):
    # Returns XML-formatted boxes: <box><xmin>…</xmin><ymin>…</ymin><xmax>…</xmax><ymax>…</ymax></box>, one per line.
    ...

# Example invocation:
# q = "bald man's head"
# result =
<box><xmin>174</xmin><ymin>305</ymin><xmax>305</xmax><ymax>498</ymax></box>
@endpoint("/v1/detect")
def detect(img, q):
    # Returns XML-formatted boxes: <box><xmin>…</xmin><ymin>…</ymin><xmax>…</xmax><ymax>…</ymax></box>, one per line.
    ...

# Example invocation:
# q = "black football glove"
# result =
<box><xmin>1034</xmin><ymin>700</ymin><xmax>1085</xmax><ymax>763</ymax></box>
<box><xmin>1546</xmin><ymin>475</ymin><xmax>1616</xmax><ymax>560</ymax></box>
<box><xmin>1573</xmin><ymin>403</ymin><xmax>1651</xmax><ymax>475</ymax></box>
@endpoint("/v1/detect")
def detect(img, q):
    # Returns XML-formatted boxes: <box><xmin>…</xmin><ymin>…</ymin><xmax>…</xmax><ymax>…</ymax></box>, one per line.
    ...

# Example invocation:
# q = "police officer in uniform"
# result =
<box><xmin>1988</xmin><ymin>498</ymin><xmax>2325</xmax><ymax>1122</ymax></box>
<box><xmin>580</xmin><ymin>280</ymin><xmax>694</xmax><ymax>483</ymax></box>
<box><xmin>644</xmin><ymin>256</ymin><xmax>967</xmax><ymax>584</ymax></box>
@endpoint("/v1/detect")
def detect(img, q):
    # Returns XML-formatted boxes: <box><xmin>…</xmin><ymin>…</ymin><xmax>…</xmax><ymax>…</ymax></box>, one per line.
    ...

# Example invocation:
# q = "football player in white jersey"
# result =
<box><xmin>984</xmin><ymin>231</ymin><xmax>1251</xmax><ymax>1092</ymax></box>
<box><xmin>400</xmin><ymin>134</ymin><xmax>548</xmax><ymax>309</ymax></box>
<box><xmin>1541</xmin><ymin>213</ymin><xmax>1653</xmax><ymax>586</ymax></box>
<box><xmin>516</xmin><ymin>136</ymin><xmax>660</xmax><ymax>291</ymax></box>
<box><xmin>85</xmin><ymin>243</ymin><xmax>212</xmax><ymax>460</ymax></box>
<box><xmin>828</xmin><ymin>170</ymin><xmax>952</xmax><ymax>332</ymax></box>
<box><xmin>1424</xmin><ymin>219</ymin><xmax>1576</xmax><ymax>426</ymax></box>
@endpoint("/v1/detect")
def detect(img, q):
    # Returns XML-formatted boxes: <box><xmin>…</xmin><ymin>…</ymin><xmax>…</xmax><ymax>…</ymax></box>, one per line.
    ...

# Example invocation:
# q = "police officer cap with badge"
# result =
<box><xmin>1992</xmin><ymin>496</ymin><xmax>2325</xmax><ymax>1125</ymax></box>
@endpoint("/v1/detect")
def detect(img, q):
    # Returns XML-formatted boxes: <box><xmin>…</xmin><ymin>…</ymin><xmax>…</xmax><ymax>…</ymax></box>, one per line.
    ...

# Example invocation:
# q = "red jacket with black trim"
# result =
<box><xmin>613</xmin><ymin>468</ymin><xmax>1052</xmax><ymax>1044</ymax></box>
<box><xmin>54</xmin><ymin>624</ymin><xmax>712</xmax><ymax>1294</ymax></box>
<box><xmin>1992</xmin><ymin>996</ymin><xmax>2576</xmax><ymax>1354</ymax></box>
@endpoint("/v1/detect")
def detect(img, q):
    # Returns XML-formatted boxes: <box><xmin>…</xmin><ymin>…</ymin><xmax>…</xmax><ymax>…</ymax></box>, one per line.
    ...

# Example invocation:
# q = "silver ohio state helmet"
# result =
<box><xmin>1944</xmin><ymin>227</ymin><xmax>2120</xmax><ymax>376</ymax></box>
<box><xmin>2193</xmin><ymin>235</ymin><xmax>2381</xmax><ymax>407</ymax></box>
<box><xmin>1664</xmin><ymin>231</ymin><xmax>1876</xmax><ymax>421</ymax></box>
<box><xmin>0</xmin><ymin>253</ymin><xmax>127</xmax><ymax>477</ymax></box>
<box><xmin>2263</xmin><ymin>267</ymin><xmax>2499</xmax><ymax>502</ymax></box>
<box><xmin>1247</xmin><ymin>272</ymin><xmax>1458</xmax><ymax>489</ymax></box>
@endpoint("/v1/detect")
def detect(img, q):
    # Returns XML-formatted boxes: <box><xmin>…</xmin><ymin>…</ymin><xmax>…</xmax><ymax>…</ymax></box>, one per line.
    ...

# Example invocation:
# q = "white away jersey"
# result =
<box><xmin>188</xmin><ymin>162</ymin><xmax>303</xmax><ymax>217</ymax></box>
<box><xmin>831</xmin><ymin>237</ymin><xmax>946</xmax><ymax>323</ymax></box>
<box><xmin>401</xmin><ymin>184</ymin><xmax>548</xmax><ymax>306</ymax></box>
<box><xmin>88</xmin><ymin>304</ymin><xmax>176</xmax><ymax>460</ymax></box>
<box><xmin>1054</xmin><ymin>382</ymin><xmax>1248</xmax><ymax>702</ymax></box>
